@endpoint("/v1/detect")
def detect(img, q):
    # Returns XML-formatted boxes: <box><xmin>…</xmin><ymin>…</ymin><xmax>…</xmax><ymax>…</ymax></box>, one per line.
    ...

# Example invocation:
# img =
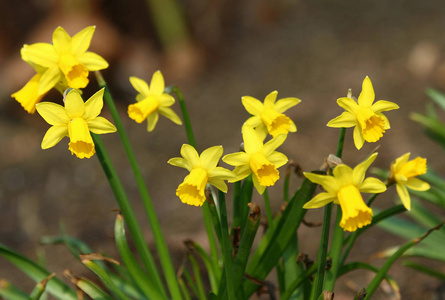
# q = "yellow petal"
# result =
<box><xmin>337</xmin><ymin>97</ymin><xmax>359</xmax><ymax>114</ymax></box>
<box><xmin>357</xmin><ymin>76</ymin><xmax>375</xmax><ymax>107</ymax></box>
<box><xmin>130</xmin><ymin>76</ymin><xmax>150</xmax><ymax>96</ymax></box>
<box><xmin>244</xmin><ymin>115</ymin><xmax>263</xmax><ymax>128</ymax></box>
<box><xmin>208</xmin><ymin>167</ymin><xmax>237</xmax><ymax>181</ymax></box>
<box><xmin>200</xmin><ymin>146</ymin><xmax>223</xmax><ymax>170</ymax></box>
<box><xmin>158</xmin><ymin>107</ymin><xmax>182</xmax><ymax>125</ymax></box>
<box><xmin>242</xmin><ymin>96</ymin><xmax>263</xmax><ymax>115</ymax></box>
<box><xmin>65</xmin><ymin>90</ymin><xmax>86</xmax><ymax>118</ymax></box>
<box><xmin>87</xmin><ymin>117</ymin><xmax>116</xmax><ymax>134</ymax></box>
<box><xmin>83</xmin><ymin>89</ymin><xmax>105</xmax><ymax>120</ymax></box>
<box><xmin>332</xmin><ymin>165</ymin><xmax>353</xmax><ymax>186</ymax></box>
<box><xmin>391</xmin><ymin>153</ymin><xmax>411</xmax><ymax>173</ymax></box>
<box><xmin>168</xmin><ymin>157</ymin><xmax>191</xmax><ymax>171</ymax></box>
<box><xmin>303</xmin><ymin>192</ymin><xmax>336</xmax><ymax>209</ymax></box>
<box><xmin>71</xmin><ymin>26</ymin><xmax>95</xmax><ymax>56</ymax></box>
<box><xmin>41</xmin><ymin>125</ymin><xmax>68</xmax><ymax>149</ymax></box>
<box><xmin>11</xmin><ymin>73</ymin><xmax>46</xmax><ymax>114</ymax></box>
<box><xmin>327</xmin><ymin>111</ymin><xmax>357</xmax><ymax>128</ymax></box>
<box><xmin>208</xmin><ymin>178</ymin><xmax>229</xmax><ymax>193</ymax></box>
<box><xmin>264</xmin><ymin>91</ymin><xmax>278</xmax><ymax>107</ymax></box>
<box><xmin>176</xmin><ymin>168</ymin><xmax>208</xmax><ymax>206</ymax></box>
<box><xmin>150</xmin><ymin>71</ymin><xmax>165</xmax><ymax>95</ymax></box>
<box><xmin>36</xmin><ymin>102</ymin><xmax>69</xmax><ymax>126</ymax></box>
<box><xmin>68</xmin><ymin>117</ymin><xmax>95</xmax><ymax>159</ymax></box>
<box><xmin>77</xmin><ymin>52</ymin><xmax>109</xmax><ymax>71</ymax></box>
<box><xmin>38</xmin><ymin>66</ymin><xmax>61</xmax><ymax>95</ymax></box>
<box><xmin>396</xmin><ymin>184</ymin><xmax>411</xmax><ymax>210</ymax></box>
<box><xmin>222</xmin><ymin>152</ymin><xmax>250</xmax><ymax>167</ymax></box>
<box><xmin>52</xmin><ymin>27</ymin><xmax>72</xmax><ymax>55</ymax></box>
<box><xmin>353</xmin><ymin>125</ymin><xmax>365</xmax><ymax>150</ymax></box>
<box><xmin>21</xmin><ymin>43</ymin><xmax>58</xmax><ymax>68</ymax></box>
<box><xmin>242</xmin><ymin>125</ymin><xmax>263</xmax><ymax>154</ymax></box>
<box><xmin>249</xmin><ymin>152</ymin><xmax>279</xmax><ymax>187</ymax></box>
<box><xmin>267</xmin><ymin>152</ymin><xmax>288</xmax><ymax>169</ymax></box>
<box><xmin>128</xmin><ymin>96</ymin><xmax>159</xmax><ymax>123</ymax></box>
<box><xmin>304</xmin><ymin>172</ymin><xmax>339</xmax><ymax>194</ymax></box>
<box><xmin>371</xmin><ymin>100</ymin><xmax>399</xmax><ymax>113</ymax></box>
<box><xmin>146</xmin><ymin>111</ymin><xmax>159</xmax><ymax>132</ymax></box>
<box><xmin>406</xmin><ymin>178</ymin><xmax>430</xmax><ymax>191</ymax></box>
<box><xmin>230</xmin><ymin>165</ymin><xmax>252</xmax><ymax>182</ymax></box>
<box><xmin>252</xmin><ymin>175</ymin><xmax>266</xmax><ymax>194</ymax></box>
<box><xmin>352</xmin><ymin>153</ymin><xmax>378</xmax><ymax>186</ymax></box>
<box><xmin>358</xmin><ymin>177</ymin><xmax>387</xmax><ymax>193</ymax></box>
<box><xmin>338</xmin><ymin>185</ymin><xmax>373</xmax><ymax>232</ymax></box>
<box><xmin>180</xmin><ymin>144</ymin><xmax>200</xmax><ymax>168</ymax></box>
<box><xmin>274</xmin><ymin>97</ymin><xmax>301</xmax><ymax>113</ymax></box>
<box><xmin>263</xmin><ymin>134</ymin><xmax>286</xmax><ymax>157</ymax></box>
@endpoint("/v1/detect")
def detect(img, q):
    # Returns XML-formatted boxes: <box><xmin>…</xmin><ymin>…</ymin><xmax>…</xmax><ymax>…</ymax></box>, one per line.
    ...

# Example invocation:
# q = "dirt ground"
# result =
<box><xmin>0</xmin><ymin>0</ymin><xmax>444</xmax><ymax>299</ymax></box>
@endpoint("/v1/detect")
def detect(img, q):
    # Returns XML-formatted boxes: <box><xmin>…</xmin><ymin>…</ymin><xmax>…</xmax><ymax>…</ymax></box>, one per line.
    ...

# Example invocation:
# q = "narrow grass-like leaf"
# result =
<box><xmin>181</xmin><ymin>268</ymin><xmax>199</xmax><ymax>298</ymax></box>
<box><xmin>0</xmin><ymin>244</ymin><xmax>76</xmax><ymax>300</ymax></box>
<box><xmin>426</xmin><ymin>88</ymin><xmax>445</xmax><ymax>110</ymax></box>
<box><xmin>0</xmin><ymin>280</ymin><xmax>29</xmax><ymax>300</ymax></box>
<box><xmin>178</xmin><ymin>277</ymin><xmax>192</xmax><ymax>300</ymax></box>
<box><xmin>188</xmin><ymin>255</ymin><xmax>207</xmax><ymax>300</ymax></box>
<box><xmin>282</xmin><ymin>234</ymin><xmax>304</xmax><ymax>300</ymax></box>
<box><xmin>64</xmin><ymin>271</ymin><xmax>114</xmax><ymax>300</ymax></box>
<box><xmin>29</xmin><ymin>273</ymin><xmax>54</xmax><ymax>300</ymax></box>
<box><xmin>281</xmin><ymin>264</ymin><xmax>317</xmax><ymax>300</ymax></box>
<box><xmin>403</xmin><ymin>260</ymin><xmax>445</xmax><ymax>281</ymax></box>
<box><xmin>114</xmin><ymin>213</ymin><xmax>165</xmax><ymax>299</ymax></box>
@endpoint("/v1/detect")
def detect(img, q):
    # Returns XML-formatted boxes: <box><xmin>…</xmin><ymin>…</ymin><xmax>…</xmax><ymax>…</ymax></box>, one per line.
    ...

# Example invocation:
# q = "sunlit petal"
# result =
<box><xmin>65</xmin><ymin>90</ymin><xmax>86</xmax><ymax>118</ymax></box>
<box><xmin>352</xmin><ymin>153</ymin><xmax>378</xmax><ymax>186</ymax></box>
<box><xmin>22</xmin><ymin>43</ymin><xmax>58</xmax><ymax>67</ymax></box>
<box><xmin>396</xmin><ymin>184</ymin><xmax>411</xmax><ymax>210</ymax></box>
<box><xmin>222</xmin><ymin>152</ymin><xmax>249</xmax><ymax>166</ymax></box>
<box><xmin>241</xmin><ymin>96</ymin><xmax>263</xmax><ymax>115</ymax></box>
<box><xmin>77</xmin><ymin>52</ymin><xmax>109</xmax><ymax>71</ymax></box>
<box><xmin>83</xmin><ymin>89</ymin><xmax>104</xmax><ymax>120</ymax></box>
<box><xmin>303</xmin><ymin>192</ymin><xmax>336</xmax><ymax>209</ymax></box>
<box><xmin>353</xmin><ymin>125</ymin><xmax>365</xmax><ymax>150</ymax></box>
<box><xmin>357</xmin><ymin>76</ymin><xmax>375</xmax><ymax>107</ymax></box>
<box><xmin>52</xmin><ymin>27</ymin><xmax>71</xmax><ymax>55</ymax></box>
<box><xmin>371</xmin><ymin>100</ymin><xmax>399</xmax><ymax>113</ymax></box>
<box><xmin>274</xmin><ymin>97</ymin><xmax>301</xmax><ymax>113</ymax></box>
<box><xmin>264</xmin><ymin>91</ymin><xmax>278</xmax><ymax>107</ymax></box>
<box><xmin>406</xmin><ymin>178</ymin><xmax>430</xmax><ymax>191</ymax></box>
<box><xmin>180</xmin><ymin>144</ymin><xmax>200</xmax><ymax>167</ymax></box>
<box><xmin>150</xmin><ymin>71</ymin><xmax>165</xmax><ymax>95</ymax></box>
<box><xmin>87</xmin><ymin>117</ymin><xmax>116</xmax><ymax>134</ymax></box>
<box><xmin>36</xmin><ymin>102</ymin><xmax>69</xmax><ymax>126</ymax></box>
<box><xmin>337</xmin><ymin>97</ymin><xmax>359</xmax><ymax>113</ymax></box>
<box><xmin>158</xmin><ymin>107</ymin><xmax>182</xmax><ymax>125</ymax></box>
<box><xmin>71</xmin><ymin>26</ymin><xmax>95</xmax><ymax>56</ymax></box>
<box><xmin>359</xmin><ymin>177</ymin><xmax>387</xmax><ymax>193</ymax></box>
<box><xmin>41</xmin><ymin>125</ymin><xmax>68</xmax><ymax>149</ymax></box>
<box><xmin>327</xmin><ymin>111</ymin><xmax>357</xmax><ymax>128</ymax></box>
<box><xmin>129</xmin><ymin>76</ymin><xmax>150</xmax><ymax>96</ymax></box>
<box><xmin>200</xmin><ymin>146</ymin><xmax>223</xmax><ymax>169</ymax></box>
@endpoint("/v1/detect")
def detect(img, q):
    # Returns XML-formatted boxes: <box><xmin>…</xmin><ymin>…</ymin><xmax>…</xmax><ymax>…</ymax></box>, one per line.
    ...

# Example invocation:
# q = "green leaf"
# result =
<box><xmin>0</xmin><ymin>244</ymin><xmax>76</xmax><ymax>300</ymax></box>
<box><xmin>0</xmin><ymin>280</ymin><xmax>29</xmax><ymax>300</ymax></box>
<box><xmin>425</xmin><ymin>88</ymin><xmax>445</xmax><ymax>110</ymax></box>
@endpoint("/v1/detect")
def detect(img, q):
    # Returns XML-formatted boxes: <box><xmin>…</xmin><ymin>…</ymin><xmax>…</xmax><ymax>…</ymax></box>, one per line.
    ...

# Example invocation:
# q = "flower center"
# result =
<box><xmin>58</xmin><ymin>54</ymin><xmax>89</xmax><ymax>89</ymax></box>
<box><xmin>127</xmin><ymin>95</ymin><xmax>160</xmax><ymax>123</ymax></box>
<box><xmin>337</xmin><ymin>185</ymin><xmax>373</xmax><ymax>232</ymax></box>
<box><xmin>68</xmin><ymin>117</ymin><xmax>95</xmax><ymax>159</ymax></box>
<box><xmin>249</xmin><ymin>152</ymin><xmax>279</xmax><ymax>186</ymax></box>
<box><xmin>398</xmin><ymin>157</ymin><xmax>427</xmax><ymax>179</ymax></box>
<box><xmin>176</xmin><ymin>168</ymin><xmax>208</xmax><ymax>206</ymax></box>
<box><xmin>261</xmin><ymin>108</ymin><xmax>291</xmax><ymax>137</ymax></box>
<box><xmin>356</xmin><ymin>107</ymin><xmax>385</xmax><ymax>142</ymax></box>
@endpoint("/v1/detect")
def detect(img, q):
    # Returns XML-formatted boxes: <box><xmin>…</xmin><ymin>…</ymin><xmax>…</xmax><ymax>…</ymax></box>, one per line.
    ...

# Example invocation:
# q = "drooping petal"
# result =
<box><xmin>371</xmin><ymin>100</ymin><xmax>399</xmax><ymax>113</ymax></box>
<box><xmin>11</xmin><ymin>73</ymin><xmax>46</xmax><ymax>114</ymax></box>
<box><xmin>358</xmin><ymin>177</ymin><xmax>387</xmax><ymax>193</ymax></box>
<box><xmin>327</xmin><ymin>111</ymin><xmax>357</xmax><ymax>128</ymax></box>
<box><xmin>303</xmin><ymin>192</ymin><xmax>336</xmax><ymax>209</ymax></box>
<box><xmin>406</xmin><ymin>178</ymin><xmax>430</xmax><ymax>191</ymax></box>
<box><xmin>146</xmin><ymin>111</ymin><xmax>159</xmax><ymax>132</ymax></box>
<box><xmin>357</xmin><ymin>76</ymin><xmax>375</xmax><ymax>107</ymax></box>
<box><xmin>52</xmin><ymin>27</ymin><xmax>72</xmax><ymax>55</ymax></box>
<box><xmin>22</xmin><ymin>43</ymin><xmax>58</xmax><ymax>68</ymax></box>
<box><xmin>41</xmin><ymin>125</ymin><xmax>68</xmax><ymax>149</ymax></box>
<box><xmin>396</xmin><ymin>184</ymin><xmax>411</xmax><ymax>210</ymax></box>
<box><xmin>77</xmin><ymin>52</ymin><xmax>109</xmax><ymax>71</ymax></box>
<box><xmin>352</xmin><ymin>153</ymin><xmax>378</xmax><ymax>186</ymax></box>
<box><xmin>242</xmin><ymin>125</ymin><xmax>263</xmax><ymax>154</ymax></box>
<box><xmin>200</xmin><ymin>146</ymin><xmax>223</xmax><ymax>170</ymax></box>
<box><xmin>158</xmin><ymin>107</ymin><xmax>182</xmax><ymax>125</ymax></box>
<box><xmin>353</xmin><ymin>125</ymin><xmax>365</xmax><ymax>150</ymax></box>
<box><xmin>264</xmin><ymin>91</ymin><xmax>278</xmax><ymax>107</ymax></box>
<box><xmin>168</xmin><ymin>157</ymin><xmax>191</xmax><ymax>171</ymax></box>
<box><xmin>304</xmin><ymin>172</ymin><xmax>339</xmax><ymax>194</ymax></box>
<box><xmin>241</xmin><ymin>96</ymin><xmax>263</xmax><ymax>115</ymax></box>
<box><xmin>83</xmin><ymin>89</ymin><xmax>104</xmax><ymax>120</ymax></box>
<box><xmin>38</xmin><ymin>66</ymin><xmax>62</xmax><ymax>95</ymax></box>
<box><xmin>267</xmin><ymin>151</ymin><xmax>288</xmax><ymax>169</ymax></box>
<box><xmin>65</xmin><ymin>90</ymin><xmax>86</xmax><ymax>118</ymax></box>
<box><xmin>71</xmin><ymin>26</ymin><xmax>95</xmax><ymax>56</ymax></box>
<box><xmin>150</xmin><ymin>71</ymin><xmax>165</xmax><ymax>95</ymax></box>
<box><xmin>180</xmin><ymin>144</ymin><xmax>200</xmax><ymax>168</ymax></box>
<box><xmin>208</xmin><ymin>167</ymin><xmax>237</xmax><ymax>181</ymax></box>
<box><xmin>262</xmin><ymin>134</ymin><xmax>286</xmax><ymax>156</ymax></box>
<box><xmin>222</xmin><ymin>152</ymin><xmax>250</xmax><ymax>166</ymax></box>
<box><xmin>208</xmin><ymin>178</ymin><xmax>229</xmax><ymax>193</ymax></box>
<box><xmin>337</xmin><ymin>97</ymin><xmax>359</xmax><ymax>113</ymax></box>
<box><xmin>252</xmin><ymin>175</ymin><xmax>266</xmax><ymax>194</ymax></box>
<box><xmin>274</xmin><ymin>97</ymin><xmax>301</xmax><ymax>113</ymax></box>
<box><xmin>87</xmin><ymin>117</ymin><xmax>116</xmax><ymax>134</ymax></box>
<box><xmin>36</xmin><ymin>102</ymin><xmax>69</xmax><ymax>126</ymax></box>
<box><xmin>130</xmin><ymin>76</ymin><xmax>150</xmax><ymax>96</ymax></box>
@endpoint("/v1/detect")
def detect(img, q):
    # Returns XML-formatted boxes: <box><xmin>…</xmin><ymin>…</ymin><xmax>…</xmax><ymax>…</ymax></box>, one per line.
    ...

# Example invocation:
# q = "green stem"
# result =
<box><xmin>312</xmin><ymin>202</ymin><xmax>332</xmax><ymax>300</ymax></box>
<box><xmin>263</xmin><ymin>189</ymin><xmax>274</xmax><ymax>231</ymax></box>
<box><xmin>96</xmin><ymin>74</ymin><xmax>181</xmax><ymax>299</ymax></box>
<box><xmin>92</xmin><ymin>134</ymin><xmax>166</xmax><ymax>297</ymax></box>
<box><xmin>335</xmin><ymin>128</ymin><xmax>346</xmax><ymax>158</ymax></box>
<box><xmin>167</xmin><ymin>86</ymin><xmax>196</xmax><ymax>148</ymax></box>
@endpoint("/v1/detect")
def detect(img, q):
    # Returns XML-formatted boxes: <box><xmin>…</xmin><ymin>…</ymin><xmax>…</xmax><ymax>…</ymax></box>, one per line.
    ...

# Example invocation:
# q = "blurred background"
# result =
<box><xmin>1</xmin><ymin>0</ymin><xmax>445</xmax><ymax>299</ymax></box>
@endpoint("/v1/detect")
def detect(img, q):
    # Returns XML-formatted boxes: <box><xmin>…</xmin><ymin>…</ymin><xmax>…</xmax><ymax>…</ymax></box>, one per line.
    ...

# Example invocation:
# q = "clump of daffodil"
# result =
<box><xmin>128</xmin><ymin>71</ymin><xmax>182</xmax><ymax>131</ymax></box>
<box><xmin>222</xmin><ymin>125</ymin><xmax>288</xmax><ymax>194</ymax></box>
<box><xmin>168</xmin><ymin>145</ymin><xmax>236</xmax><ymax>206</ymax></box>
<box><xmin>304</xmin><ymin>153</ymin><xmax>387</xmax><ymax>232</ymax></box>
<box><xmin>13</xmin><ymin>26</ymin><xmax>108</xmax><ymax>113</ymax></box>
<box><xmin>389</xmin><ymin>153</ymin><xmax>430</xmax><ymax>210</ymax></box>
<box><xmin>327</xmin><ymin>77</ymin><xmax>399</xmax><ymax>150</ymax></box>
<box><xmin>36</xmin><ymin>88</ymin><xmax>116</xmax><ymax>159</ymax></box>
<box><xmin>242</xmin><ymin>91</ymin><xmax>301</xmax><ymax>138</ymax></box>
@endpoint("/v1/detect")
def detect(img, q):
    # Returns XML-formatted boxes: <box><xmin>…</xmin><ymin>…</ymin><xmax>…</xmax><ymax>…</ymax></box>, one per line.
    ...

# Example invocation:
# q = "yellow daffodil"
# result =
<box><xmin>327</xmin><ymin>77</ymin><xmax>399</xmax><ymax>150</ymax></box>
<box><xmin>304</xmin><ymin>153</ymin><xmax>387</xmax><ymax>232</ymax></box>
<box><xmin>36</xmin><ymin>89</ymin><xmax>116</xmax><ymax>159</ymax></box>
<box><xmin>20</xmin><ymin>26</ymin><xmax>108</xmax><ymax>97</ymax></box>
<box><xmin>12</xmin><ymin>73</ymin><xmax>47</xmax><ymax>114</ymax></box>
<box><xmin>242</xmin><ymin>91</ymin><xmax>301</xmax><ymax>138</ymax></box>
<box><xmin>128</xmin><ymin>71</ymin><xmax>182</xmax><ymax>131</ymax></box>
<box><xmin>389</xmin><ymin>153</ymin><xmax>430</xmax><ymax>210</ymax></box>
<box><xmin>168</xmin><ymin>145</ymin><xmax>236</xmax><ymax>206</ymax></box>
<box><xmin>222</xmin><ymin>125</ymin><xmax>288</xmax><ymax>194</ymax></box>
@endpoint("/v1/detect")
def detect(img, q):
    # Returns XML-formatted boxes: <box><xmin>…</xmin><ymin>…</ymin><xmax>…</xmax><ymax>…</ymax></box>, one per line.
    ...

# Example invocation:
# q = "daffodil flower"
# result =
<box><xmin>242</xmin><ymin>91</ymin><xmax>301</xmax><ymax>138</ymax></box>
<box><xmin>168</xmin><ymin>145</ymin><xmax>236</xmax><ymax>206</ymax></box>
<box><xmin>222</xmin><ymin>125</ymin><xmax>288</xmax><ymax>194</ymax></box>
<box><xmin>327</xmin><ymin>77</ymin><xmax>399</xmax><ymax>150</ymax></box>
<box><xmin>20</xmin><ymin>26</ymin><xmax>108</xmax><ymax>96</ymax></box>
<box><xmin>12</xmin><ymin>73</ymin><xmax>47</xmax><ymax>114</ymax></box>
<box><xmin>389</xmin><ymin>153</ymin><xmax>430</xmax><ymax>210</ymax></box>
<box><xmin>128</xmin><ymin>71</ymin><xmax>182</xmax><ymax>131</ymax></box>
<box><xmin>304</xmin><ymin>153</ymin><xmax>387</xmax><ymax>232</ymax></box>
<box><xmin>36</xmin><ymin>89</ymin><xmax>116</xmax><ymax>159</ymax></box>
